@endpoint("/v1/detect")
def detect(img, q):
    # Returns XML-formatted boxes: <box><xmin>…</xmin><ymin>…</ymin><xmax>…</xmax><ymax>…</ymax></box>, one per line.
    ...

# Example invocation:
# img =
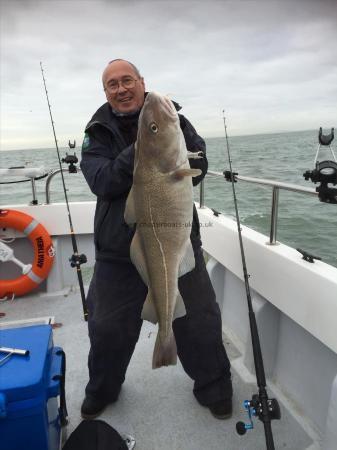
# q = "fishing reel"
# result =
<box><xmin>303</xmin><ymin>160</ymin><xmax>337</xmax><ymax>203</ymax></box>
<box><xmin>223</xmin><ymin>170</ymin><xmax>238</xmax><ymax>182</ymax></box>
<box><xmin>236</xmin><ymin>394</ymin><xmax>281</xmax><ymax>436</ymax></box>
<box><xmin>69</xmin><ymin>253</ymin><xmax>87</xmax><ymax>268</ymax></box>
<box><xmin>303</xmin><ymin>127</ymin><xmax>337</xmax><ymax>203</ymax></box>
<box><xmin>61</xmin><ymin>140</ymin><xmax>78</xmax><ymax>173</ymax></box>
<box><xmin>62</xmin><ymin>153</ymin><xmax>78</xmax><ymax>174</ymax></box>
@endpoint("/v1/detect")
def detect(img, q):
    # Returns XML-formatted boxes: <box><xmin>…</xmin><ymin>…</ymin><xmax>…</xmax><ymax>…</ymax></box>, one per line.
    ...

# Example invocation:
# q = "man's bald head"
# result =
<box><xmin>102</xmin><ymin>59</ymin><xmax>145</xmax><ymax>114</ymax></box>
<box><xmin>102</xmin><ymin>59</ymin><xmax>141</xmax><ymax>88</ymax></box>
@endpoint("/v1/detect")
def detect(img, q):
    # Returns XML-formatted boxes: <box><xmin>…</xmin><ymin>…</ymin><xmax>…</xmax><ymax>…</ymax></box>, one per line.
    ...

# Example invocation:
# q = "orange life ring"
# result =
<box><xmin>0</xmin><ymin>209</ymin><xmax>55</xmax><ymax>298</ymax></box>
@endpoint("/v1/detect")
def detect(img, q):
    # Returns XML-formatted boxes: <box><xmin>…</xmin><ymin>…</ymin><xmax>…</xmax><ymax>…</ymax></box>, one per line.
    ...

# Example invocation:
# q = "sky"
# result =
<box><xmin>1</xmin><ymin>0</ymin><xmax>337</xmax><ymax>151</ymax></box>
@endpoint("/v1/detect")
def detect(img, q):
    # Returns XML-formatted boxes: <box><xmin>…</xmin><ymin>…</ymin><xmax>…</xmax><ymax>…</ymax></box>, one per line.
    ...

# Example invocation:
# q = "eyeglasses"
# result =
<box><xmin>105</xmin><ymin>76</ymin><xmax>139</xmax><ymax>93</ymax></box>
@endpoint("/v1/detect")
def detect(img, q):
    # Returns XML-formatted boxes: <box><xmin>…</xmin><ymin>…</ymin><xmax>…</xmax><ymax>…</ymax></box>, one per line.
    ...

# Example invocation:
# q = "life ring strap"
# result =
<box><xmin>27</xmin><ymin>270</ymin><xmax>44</xmax><ymax>284</ymax></box>
<box><xmin>23</xmin><ymin>219</ymin><xmax>39</xmax><ymax>236</ymax></box>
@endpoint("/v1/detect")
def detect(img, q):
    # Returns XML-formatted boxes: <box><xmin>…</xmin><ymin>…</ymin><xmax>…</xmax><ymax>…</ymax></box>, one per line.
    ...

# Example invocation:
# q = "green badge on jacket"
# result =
<box><xmin>82</xmin><ymin>133</ymin><xmax>90</xmax><ymax>150</ymax></box>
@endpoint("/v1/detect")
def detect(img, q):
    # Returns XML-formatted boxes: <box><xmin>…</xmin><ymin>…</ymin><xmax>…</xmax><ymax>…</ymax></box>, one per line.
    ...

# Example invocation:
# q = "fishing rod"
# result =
<box><xmin>40</xmin><ymin>62</ymin><xmax>88</xmax><ymax>321</ymax></box>
<box><xmin>222</xmin><ymin>112</ymin><xmax>280</xmax><ymax>450</ymax></box>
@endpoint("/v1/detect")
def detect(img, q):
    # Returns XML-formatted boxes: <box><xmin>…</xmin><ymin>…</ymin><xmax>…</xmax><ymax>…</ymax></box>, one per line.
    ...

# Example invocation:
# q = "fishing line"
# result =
<box><xmin>40</xmin><ymin>62</ymin><xmax>88</xmax><ymax>321</ymax></box>
<box><xmin>222</xmin><ymin>111</ymin><xmax>280</xmax><ymax>450</ymax></box>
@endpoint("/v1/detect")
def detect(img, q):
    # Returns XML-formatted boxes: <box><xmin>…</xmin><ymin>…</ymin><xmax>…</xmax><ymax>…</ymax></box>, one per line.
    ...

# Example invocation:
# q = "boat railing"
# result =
<box><xmin>199</xmin><ymin>170</ymin><xmax>318</xmax><ymax>245</ymax></box>
<box><xmin>2</xmin><ymin>165</ymin><xmax>319</xmax><ymax>246</ymax></box>
<box><xmin>45</xmin><ymin>168</ymin><xmax>82</xmax><ymax>204</ymax></box>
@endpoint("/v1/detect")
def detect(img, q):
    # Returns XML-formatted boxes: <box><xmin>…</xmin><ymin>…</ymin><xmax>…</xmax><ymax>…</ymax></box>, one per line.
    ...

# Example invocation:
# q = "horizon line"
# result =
<box><xmin>0</xmin><ymin>128</ymin><xmax>320</xmax><ymax>152</ymax></box>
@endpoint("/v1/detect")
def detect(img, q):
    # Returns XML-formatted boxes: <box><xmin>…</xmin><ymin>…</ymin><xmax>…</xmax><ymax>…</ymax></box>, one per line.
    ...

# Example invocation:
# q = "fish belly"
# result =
<box><xmin>133</xmin><ymin>175</ymin><xmax>193</xmax><ymax>367</ymax></box>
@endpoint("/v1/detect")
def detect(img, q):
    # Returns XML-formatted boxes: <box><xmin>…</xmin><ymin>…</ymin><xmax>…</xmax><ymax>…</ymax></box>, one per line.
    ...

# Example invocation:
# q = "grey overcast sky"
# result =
<box><xmin>1</xmin><ymin>0</ymin><xmax>336</xmax><ymax>150</ymax></box>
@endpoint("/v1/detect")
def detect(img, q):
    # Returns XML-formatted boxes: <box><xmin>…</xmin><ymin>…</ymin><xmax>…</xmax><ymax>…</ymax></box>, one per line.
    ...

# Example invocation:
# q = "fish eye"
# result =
<box><xmin>150</xmin><ymin>122</ymin><xmax>158</xmax><ymax>133</ymax></box>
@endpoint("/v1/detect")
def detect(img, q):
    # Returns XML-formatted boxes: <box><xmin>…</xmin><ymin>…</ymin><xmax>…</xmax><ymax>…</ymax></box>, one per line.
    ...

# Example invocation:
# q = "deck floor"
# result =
<box><xmin>0</xmin><ymin>287</ymin><xmax>314</xmax><ymax>450</ymax></box>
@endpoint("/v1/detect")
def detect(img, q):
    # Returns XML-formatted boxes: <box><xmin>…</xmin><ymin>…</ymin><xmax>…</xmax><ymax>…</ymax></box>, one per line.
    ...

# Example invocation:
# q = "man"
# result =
<box><xmin>80</xmin><ymin>59</ymin><xmax>233</xmax><ymax>420</ymax></box>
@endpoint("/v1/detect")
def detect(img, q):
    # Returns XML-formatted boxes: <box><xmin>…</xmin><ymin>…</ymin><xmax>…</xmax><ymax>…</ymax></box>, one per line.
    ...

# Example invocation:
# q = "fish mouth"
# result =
<box><xmin>159</xmin><ymin>95</ymin><xmax>177</xmax><ymax>119</ymax></box>
<box><xmin>145</xmin><ymin>92</ymin><xmax>178</xmax><ymax>121</ymax></box>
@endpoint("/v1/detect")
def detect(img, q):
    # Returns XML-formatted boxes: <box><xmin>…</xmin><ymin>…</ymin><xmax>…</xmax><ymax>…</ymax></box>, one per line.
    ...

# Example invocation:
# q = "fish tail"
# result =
<box><xmin>152</xmin><ymin>332</ymin><xmax>177</xmax><ymax>369</ymax></box>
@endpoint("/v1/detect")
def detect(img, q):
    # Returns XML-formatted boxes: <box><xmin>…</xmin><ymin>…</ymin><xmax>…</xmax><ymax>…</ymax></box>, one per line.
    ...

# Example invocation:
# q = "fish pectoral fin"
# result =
<box><xmin>141</xmin><ymin>291</ymin><xmax>158</xmax><ymax>324</ymax></box>
<box><xmin>178</xmin><ymin>240</ymin><xmax>196</xmax><ymax>277</ymax></box>
<box><xmin>124</xmin><ymin>187</ymin><xmax>136</xmax><ymax>226</ymax></box>
<box><xmin>172</xmin><ymin>168</ymin><xmax>202</xmax><ymax>180</ymax></box>
<box><xmin>173</xmin><ymin>293</ymin><xmax>186</xmax><ymax>319</ymax></box>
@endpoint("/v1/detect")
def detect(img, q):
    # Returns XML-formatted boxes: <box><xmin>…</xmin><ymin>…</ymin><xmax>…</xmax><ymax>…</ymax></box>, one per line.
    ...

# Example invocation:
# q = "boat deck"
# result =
<box><xmin>0</xmin><ymin>287</ymin><xmax>314</xmax><ymax>450</ymax></box>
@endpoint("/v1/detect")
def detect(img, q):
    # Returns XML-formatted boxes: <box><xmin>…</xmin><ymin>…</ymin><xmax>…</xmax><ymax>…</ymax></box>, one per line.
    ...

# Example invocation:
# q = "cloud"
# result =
<box><xmin>1</xmin><ymin>0</ymin><xmax>337</xmax><ymax>149</ymax></box>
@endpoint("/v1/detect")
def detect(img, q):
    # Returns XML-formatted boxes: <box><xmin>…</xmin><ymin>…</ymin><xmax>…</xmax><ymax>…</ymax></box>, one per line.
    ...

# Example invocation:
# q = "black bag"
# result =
<box><xmin>63</xmin><ymin>420</ymin><xmax>129</xmax><ymax>450</ymax></box>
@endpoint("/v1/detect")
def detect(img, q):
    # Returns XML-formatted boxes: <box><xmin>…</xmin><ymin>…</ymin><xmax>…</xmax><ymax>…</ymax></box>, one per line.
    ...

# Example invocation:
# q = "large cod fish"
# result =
<box><xmin>124</xmin><ymin>92</ymin><xmax>202</xmax><ymax>369</ymax></box>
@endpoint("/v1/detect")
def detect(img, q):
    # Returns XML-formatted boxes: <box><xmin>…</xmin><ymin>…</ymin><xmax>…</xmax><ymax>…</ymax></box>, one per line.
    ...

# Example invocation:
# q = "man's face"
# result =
<box><xmin>102</xmin><ymin>60</ymin><xmax>145</xmax><ymax>114</ymax></box>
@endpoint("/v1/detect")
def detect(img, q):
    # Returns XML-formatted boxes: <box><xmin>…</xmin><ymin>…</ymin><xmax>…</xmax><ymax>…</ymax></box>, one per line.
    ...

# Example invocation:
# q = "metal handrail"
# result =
<box><xmin>200</xmin><ymin>170</ymin><xmax>318</xmax><ymax>245</ymax></box>
<box><xmin>7</xmin><ymin>163</ymin><xmax>318</xmax><ymax>245</ymax></box>
<box><xmin>45</xmin><ymin>168</ymin><xmax>82</xmax><ymax>204</ymax></box>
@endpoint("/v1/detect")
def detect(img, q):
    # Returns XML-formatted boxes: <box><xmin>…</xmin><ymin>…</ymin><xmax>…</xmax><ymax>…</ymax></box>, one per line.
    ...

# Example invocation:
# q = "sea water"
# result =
<box><xmin>1</xmin><ymin>129</ymin><xmax>336</xmax><ymax>267</ymax></box>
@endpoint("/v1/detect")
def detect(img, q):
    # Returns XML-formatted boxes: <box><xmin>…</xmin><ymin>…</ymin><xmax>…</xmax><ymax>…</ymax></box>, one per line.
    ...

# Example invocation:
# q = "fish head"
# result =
<box><xmin>136</xmin><ymin>92</ymin><xmax>187</xmax><ymax>173</ymax></box>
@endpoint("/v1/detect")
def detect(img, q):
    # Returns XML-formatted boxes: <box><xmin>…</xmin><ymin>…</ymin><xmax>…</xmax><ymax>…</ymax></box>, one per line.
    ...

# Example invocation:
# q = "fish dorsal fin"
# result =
<box><xmin>172</xmin><ymin>168</ymin><xmax>202</xmax><ymax>180</ymax></box>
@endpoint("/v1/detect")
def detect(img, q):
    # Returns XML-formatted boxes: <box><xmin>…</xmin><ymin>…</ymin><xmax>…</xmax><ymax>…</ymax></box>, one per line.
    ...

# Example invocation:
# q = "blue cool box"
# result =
<box><xmin>0</xmin><ymin>324</ymin><xmax>63</xmax><ymax>450</ymax></box>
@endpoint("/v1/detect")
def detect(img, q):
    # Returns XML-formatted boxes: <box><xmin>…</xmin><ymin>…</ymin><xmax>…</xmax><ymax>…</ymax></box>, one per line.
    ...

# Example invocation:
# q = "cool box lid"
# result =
<box><xmin>0</xmin><ymin>325</ymin><xmax>53</xmax><ymax>403</ymax></box>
